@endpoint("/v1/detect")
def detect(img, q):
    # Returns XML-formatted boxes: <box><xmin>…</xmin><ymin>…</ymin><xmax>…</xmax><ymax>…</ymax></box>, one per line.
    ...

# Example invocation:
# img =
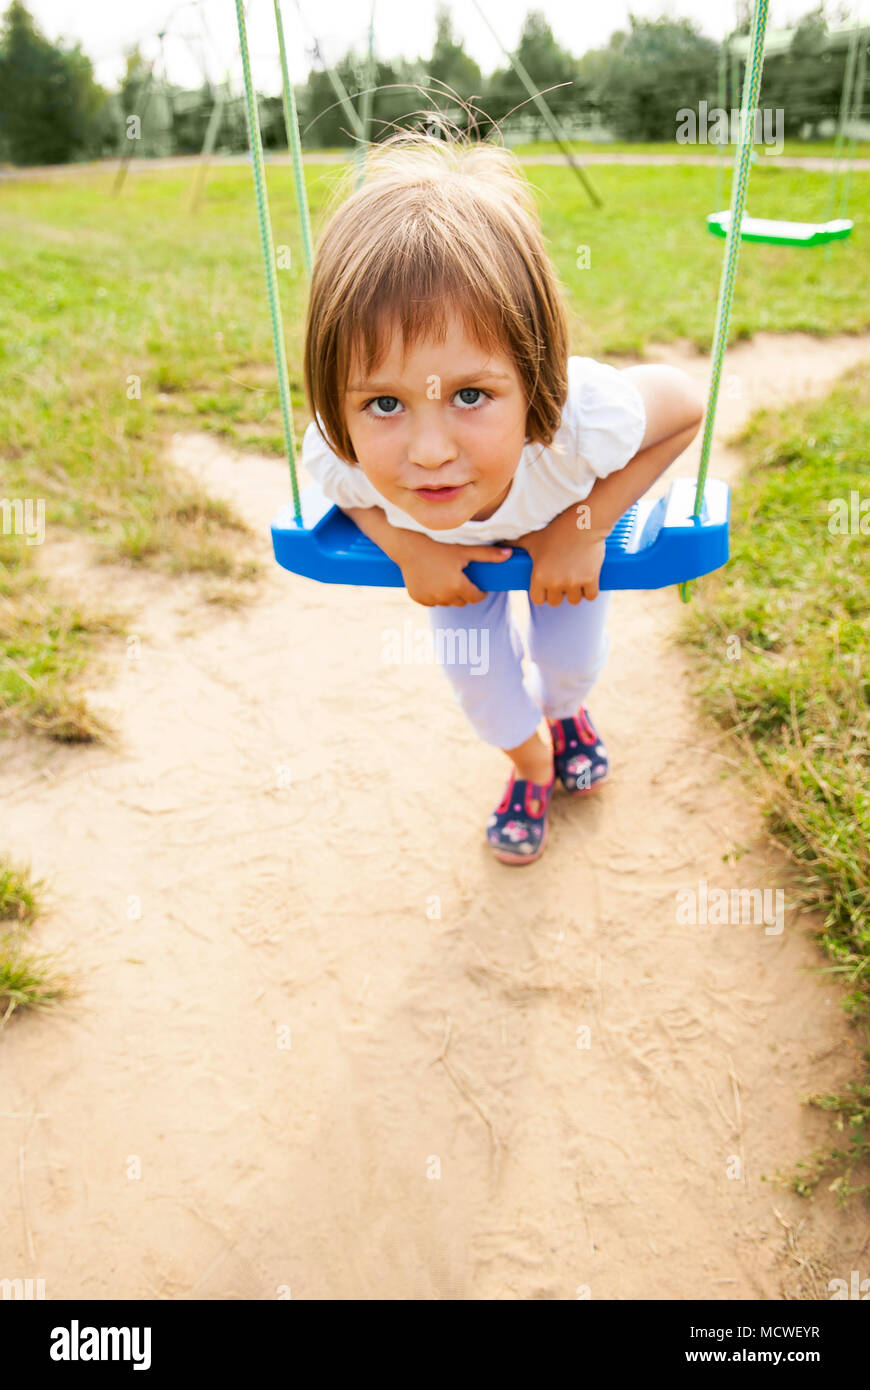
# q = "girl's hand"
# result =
<box><xmin>519</xmin><ymin>528</ymin><xmax>606</xmax><ymax>606</ymax></box>
<box><xmin>393</xmin><ymin>532</ymin><xmax>513</xmax><ymax>607</ymax></box>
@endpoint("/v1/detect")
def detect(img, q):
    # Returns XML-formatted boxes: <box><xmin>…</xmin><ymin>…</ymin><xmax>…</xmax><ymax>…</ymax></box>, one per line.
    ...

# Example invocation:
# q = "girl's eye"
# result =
<box><xmin>363</xmin><ymin>388</ymin><xmax>489</xmax><ymax>417</ymax></box>
<box><xmin>365</xmin><ymin>396</ymin><xmax>402</xmax><ymax>417</ymax></box>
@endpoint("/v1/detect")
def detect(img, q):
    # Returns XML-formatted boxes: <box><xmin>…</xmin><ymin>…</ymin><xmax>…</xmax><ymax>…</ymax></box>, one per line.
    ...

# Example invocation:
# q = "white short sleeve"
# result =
<box><xmin>564</xmin><ymin>357</ymin><xmax>647</xmax><ymax>482</ymax></box>
<box><xmin>300</xmin><ymin>419</ymin><xmax>380</xmax><ymax>510</ymax></box>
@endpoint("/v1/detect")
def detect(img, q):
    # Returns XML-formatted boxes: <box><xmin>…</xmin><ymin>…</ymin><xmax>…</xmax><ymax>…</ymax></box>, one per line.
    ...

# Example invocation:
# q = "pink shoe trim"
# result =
<box><xmin>575</xmin><ymin>705</ymin><xmax>597</xmax><ymax>744</ymax></box>
<box><xmin>495</xmin><ymin>773</ymin><xmax>515</xmax><ymax>815</ymax></box>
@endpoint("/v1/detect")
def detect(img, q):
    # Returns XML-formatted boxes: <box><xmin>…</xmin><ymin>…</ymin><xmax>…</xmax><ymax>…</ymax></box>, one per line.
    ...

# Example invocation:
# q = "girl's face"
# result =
<box><xmin>343</xmin><ymin>310</ymin><xmax>529</xmax><ymax>529</ymax></box>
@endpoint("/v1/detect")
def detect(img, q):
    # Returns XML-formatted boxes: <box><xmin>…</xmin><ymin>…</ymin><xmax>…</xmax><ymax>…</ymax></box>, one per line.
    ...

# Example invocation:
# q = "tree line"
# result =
<box><xmin>0</xmin><ymin>0</ymin><xmax>861</xmax><ymax>167</ymax></box>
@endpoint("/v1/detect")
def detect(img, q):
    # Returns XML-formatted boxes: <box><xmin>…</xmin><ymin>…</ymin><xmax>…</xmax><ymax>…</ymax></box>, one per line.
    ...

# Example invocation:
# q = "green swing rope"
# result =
<box><xmin>679</xmin><ymin>0</ymin><xmax>770</xmax><ymax>603</ymax></box>
<box><xmin>835</xmin><ymin>23</ymin><xmax>867</xmax><ymax>224</ymax></box>
<box><xmin>234</xmin><ymin>0</ymin><xmax>302</xmax><ymax>524</ymax></box>
<box><xmin>712</xmin><ymin>36</ymin><xmax>729</xmax><ymax>218</ymax></box>
<box><xmin>826</xmin><ymin>19</ymin><xmax>862</xmax><ymax>229</ymax></box>
<box><xmin>274</xmin><ymin>0</ymin><xmax>314</xmax><ymax>280</ymax></box>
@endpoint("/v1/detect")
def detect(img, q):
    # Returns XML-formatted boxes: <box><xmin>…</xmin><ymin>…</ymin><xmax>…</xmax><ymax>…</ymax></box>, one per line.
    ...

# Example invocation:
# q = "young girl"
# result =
<box><xmin>300</xmin><ymin>132</ymin><xmax>705</xmax><ymax>865</ymax></box>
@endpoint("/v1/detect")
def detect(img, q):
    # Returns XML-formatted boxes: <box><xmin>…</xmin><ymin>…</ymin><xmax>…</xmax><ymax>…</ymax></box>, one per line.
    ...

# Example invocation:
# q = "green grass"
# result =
<box><xmin>0</xmin><ymin>853</ymin><xmax>64</xmax><ymax>1026</ymax></box>
<box><xmin>511</xmin><ymin>138</ymin><xmax>870</xmax><ymax>160</ymax></box>
<box><xmin>681</xmin><ymin>363</ymin><xmax>870</xmax><ymax>1202</ymax></box>
<box><xmin>532</xmin><ymin>161</ymin><xmax>870</xmax><ymax>353</ymax></box>
<box><xmin>294</xmin><ymin>140</ymin><xmax>870</xmax><ymax>160</ymax></box>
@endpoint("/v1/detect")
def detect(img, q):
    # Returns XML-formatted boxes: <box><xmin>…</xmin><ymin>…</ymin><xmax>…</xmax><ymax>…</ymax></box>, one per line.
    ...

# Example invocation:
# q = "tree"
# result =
<box><xmin>303</xmin><ymin>45</ymin><xmax>426</xmax><ymax>148</ymax></box>
<box><xmin>424</xmin><ymin>4</ymin><xmax>481</xmax><ymax>113</ymax></box>
<box><xmin>761</xmin><ymin>8</ymin><xmax>845</xmax><ymax>138</ymax></box>
<box><xmin>0</xmin><ymin>1</ymin><xmax>106</xmax><ymax>164</ymax></box>
<box><xmin>303</xmin><ymin>55</ymin><xmax>374</xmax><ymax>148</ymax></box>
<box><xmin>590</xmin><ymin>17</ymin><xmax>718</xmax><ymax>142</ymax></box>
<box><xmin>484</xmin><ymin>10</ymin><xmax>586</xmax><ymax>136</ymax></box>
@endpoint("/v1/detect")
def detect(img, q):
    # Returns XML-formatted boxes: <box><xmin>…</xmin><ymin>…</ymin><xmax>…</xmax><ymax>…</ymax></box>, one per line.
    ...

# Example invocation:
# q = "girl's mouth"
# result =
<box><xmin>415</xmin><ymin>484</ymin><xmax>468</xmax><ymax>502</ymax></box>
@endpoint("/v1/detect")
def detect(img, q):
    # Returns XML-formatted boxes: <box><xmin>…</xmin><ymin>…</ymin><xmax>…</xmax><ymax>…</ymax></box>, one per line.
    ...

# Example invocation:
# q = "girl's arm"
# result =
<box><xmin>344</xmin><ymin>505</ymin><xmax>513</xmax><ymax>606</ymax></box>
<box><xmin>516</xmin><ymin>367</ymin><xmax>706</xmax><ymax>604</ymax></box>
<box><xmin>343</xmin><ymin>504</ymin><xmax>422</xmax><ymax>568</ymax></box>
<box><xmin>578</xmin><ymin>366</ymin><xmax>706</xmax><ymax>536</ymax></box>
<box><xmin>576</xmin><ymin>414</ymin><xmax>703</xmax><ymax>539</ymax></box>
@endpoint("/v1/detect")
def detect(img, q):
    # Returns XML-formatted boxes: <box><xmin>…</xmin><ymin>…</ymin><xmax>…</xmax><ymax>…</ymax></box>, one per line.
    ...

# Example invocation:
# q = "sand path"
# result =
<box><xmin>3</xmin><ymin>153</ymin><xmax>870</xmax><ymax>180</ymax></box>
<box><xmin>2</xmin><ymin>332</ymin><xmax>869</xmax><ymax>1300</ymax></box>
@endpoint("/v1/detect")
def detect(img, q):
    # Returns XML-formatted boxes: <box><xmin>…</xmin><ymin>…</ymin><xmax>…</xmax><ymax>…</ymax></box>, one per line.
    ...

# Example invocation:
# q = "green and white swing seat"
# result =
<box><xmin>705</xmin><ymin>11</ymin><xmax>862</xmax><ymax>250</ymax></box>
<box><xmin>707</xmin><ymin>211</ymin><xmax>853</xmax><ymax>246</ymax></box>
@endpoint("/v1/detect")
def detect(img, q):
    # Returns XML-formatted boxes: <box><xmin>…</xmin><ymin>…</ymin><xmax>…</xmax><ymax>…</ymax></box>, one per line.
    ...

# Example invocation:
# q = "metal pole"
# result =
<box><xmin>354</xmin><ymin>2</ymin><xmax>376</xmax><ymax>190</ymax></box>
<box><xmin>469</xmin><ymin>0</ymin><xmax>602</xmax><ymax>208</ymax></box>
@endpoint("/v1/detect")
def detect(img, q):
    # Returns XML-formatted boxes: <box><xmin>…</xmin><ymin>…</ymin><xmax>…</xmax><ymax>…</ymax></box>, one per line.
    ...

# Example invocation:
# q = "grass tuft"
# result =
<box><xmin>0</xmin><ymin>853</ymin><xmax>43</xmax><ymax>925</ymax></box>
<box><xmin>0</xmin><ymin>856</ymin><xmax>66</xmax><ymax>1026</ymax></box>
<box><xmin>0</xmin><ymin>936</ymin><xmax>67</xmax><ymax>1025</ymax></box>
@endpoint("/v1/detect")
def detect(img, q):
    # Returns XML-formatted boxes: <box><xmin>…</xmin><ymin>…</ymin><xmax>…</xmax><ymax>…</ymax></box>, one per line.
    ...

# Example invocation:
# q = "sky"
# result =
<box><xmin>22</xmin><ymin>0</ymin><xmax>869</xmax><ymax>92</ymax></box>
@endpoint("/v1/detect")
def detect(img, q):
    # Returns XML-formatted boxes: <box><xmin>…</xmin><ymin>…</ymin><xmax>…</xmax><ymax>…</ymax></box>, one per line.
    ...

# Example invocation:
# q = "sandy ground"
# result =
<box><xmin>2</xmin><ymin>331</ymin><xmax>870</xmax><ymax>1300</ymax></box>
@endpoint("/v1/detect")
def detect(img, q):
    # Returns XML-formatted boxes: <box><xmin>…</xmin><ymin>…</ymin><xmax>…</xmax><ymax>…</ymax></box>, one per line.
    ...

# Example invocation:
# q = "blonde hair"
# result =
<box><xmin>303</xmin><ymin>128</ymin><xmax>570</xmax><ymax>464</ymax></box>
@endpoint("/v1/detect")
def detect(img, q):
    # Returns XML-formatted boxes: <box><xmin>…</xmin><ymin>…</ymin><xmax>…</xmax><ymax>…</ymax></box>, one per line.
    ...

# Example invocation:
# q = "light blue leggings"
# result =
<box><xmin>428</xmin><ymin>589</ymin><xmax>613</xmax><ymax>749</ymax></box>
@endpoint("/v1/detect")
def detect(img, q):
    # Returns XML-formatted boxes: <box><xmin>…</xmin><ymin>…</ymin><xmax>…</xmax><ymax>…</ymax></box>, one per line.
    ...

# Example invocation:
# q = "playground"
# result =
<box><xmin>1</xmin><ymin>0</ymin><xmax>869</xmax><ymax>1303</ymax></box>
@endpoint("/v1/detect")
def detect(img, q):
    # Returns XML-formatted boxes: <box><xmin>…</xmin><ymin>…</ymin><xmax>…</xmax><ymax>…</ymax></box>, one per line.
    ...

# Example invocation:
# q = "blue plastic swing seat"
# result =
<box><xmin>271</xmin><ymin>476</ymin><xmax>730</xmax><ymax>591</ymax></box>
<box><xmin>706</xmin><ymin>210</ymin><xmax>853</xmax><ymax>246</ymax></box>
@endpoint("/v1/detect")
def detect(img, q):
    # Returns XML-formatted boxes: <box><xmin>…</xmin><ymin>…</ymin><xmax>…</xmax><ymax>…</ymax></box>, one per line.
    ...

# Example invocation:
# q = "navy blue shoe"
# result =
<box><xmin>547</xmin><ymin>706</ymin><xmax>609</xmax><ymax>795</ymax></box>
<box><xmin>486</xmin><ymin>768</ymin><xmax>556</xmax><ymax>865</ymax></box>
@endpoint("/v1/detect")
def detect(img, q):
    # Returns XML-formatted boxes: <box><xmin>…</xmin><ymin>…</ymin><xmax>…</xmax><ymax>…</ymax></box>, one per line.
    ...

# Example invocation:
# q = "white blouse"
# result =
<box><xmin>300</xmin><ymin>355</ymin><xmax>647</xmax><ymax>545</ymax></box>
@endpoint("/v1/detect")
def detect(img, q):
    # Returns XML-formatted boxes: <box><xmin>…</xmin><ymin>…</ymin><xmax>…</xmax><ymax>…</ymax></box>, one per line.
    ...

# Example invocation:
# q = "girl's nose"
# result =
<box><xmin>407</xmin><ymin>422</ymin><xmax>459</xmax><ymax>470</ymax></box>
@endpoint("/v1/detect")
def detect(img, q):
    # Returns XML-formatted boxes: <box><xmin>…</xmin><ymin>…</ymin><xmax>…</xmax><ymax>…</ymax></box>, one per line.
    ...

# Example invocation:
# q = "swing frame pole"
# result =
<box><xmin>112</xmin><ymin>35</ymin><xmax>164</xmax><ymax>198</ymax></box>
<box><xmin>354</xmin><ymin>1</ymin><xmax>376</xmax><ymax>192</ymax></box>
<box><xmin>292</xmin><ymin>0</ymin><xmax>367</xmax><ymax>148</ymax></box>
<box><xmin>188</xmin><ymin>75</ymin><xmax>228</xmax><ymax>213</ymax></box>
<box><xmin>469</xmin><ymin>0</ymin><xmax>602</xmax><ymax>209</ymax></box>
<box><xmin>234</xmin><ymin>0</ymin><xmax>302</xmax><ymax>524</ymax></box>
